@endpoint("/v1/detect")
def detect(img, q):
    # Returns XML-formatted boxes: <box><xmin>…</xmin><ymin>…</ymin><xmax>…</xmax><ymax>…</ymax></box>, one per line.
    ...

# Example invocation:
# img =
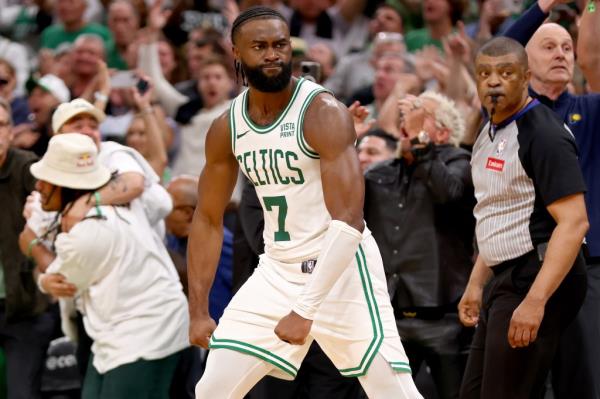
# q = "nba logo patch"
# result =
<box><xmin>486</xmin><ymin>157</ymin><xmax>505</xmax><ymax>172</ymax></box>
<box><xmin>301</xmin><ymin>259</ymin><xmax>317</xmax><ymax>274</ymax></box>
<box><xmin>496</xmin><ymin>138</ymin><xmax>507</xmax><ymax>155</ymax></box>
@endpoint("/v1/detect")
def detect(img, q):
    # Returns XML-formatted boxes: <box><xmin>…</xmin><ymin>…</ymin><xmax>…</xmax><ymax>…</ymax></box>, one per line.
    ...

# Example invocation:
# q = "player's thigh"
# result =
<box><xmin>196</xmin><ymin>349</ymin><xmax>274</xmax><ymax>399</ymax></box>
<box><xmin>210</xmin><ymin>258</ymin><xmax>312</xmax><ymax>380</ymax></box>
<box><xmin>313</xmin><ymin>236</ymin><xmax>406</xmax><ymax>376</ymax></box>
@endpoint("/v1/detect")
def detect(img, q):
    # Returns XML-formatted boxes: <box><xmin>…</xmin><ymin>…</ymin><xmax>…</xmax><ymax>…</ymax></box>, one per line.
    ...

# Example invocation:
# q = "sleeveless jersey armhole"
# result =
<box><xmin>296</xmin><ymin>89</ymin><xmax>330</xmax><ymax>160</ymax></box>
<box><xmin>229</xmin><ymin>97</ymin><xmax>238</xmax><ymax>154</ymax></box>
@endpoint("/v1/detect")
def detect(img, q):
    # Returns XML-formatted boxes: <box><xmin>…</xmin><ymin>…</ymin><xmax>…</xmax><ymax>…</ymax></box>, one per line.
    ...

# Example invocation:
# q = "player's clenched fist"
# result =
<box><xmin>189</xmin><ymin>316</ymin><xmax>217</xmax><ymax>349</ymax></box>
<box><xmin>274</xmin><ymin>311</ymin><xmax>313</xmax><ymax>345</ymax></box>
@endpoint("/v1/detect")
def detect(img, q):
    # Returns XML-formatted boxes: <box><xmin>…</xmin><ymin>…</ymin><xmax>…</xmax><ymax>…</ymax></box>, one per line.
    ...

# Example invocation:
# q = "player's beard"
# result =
<box><xmin>241</xmin><ymin>60</ymin><xmax>292</xmax><ymax>92</ymax></box>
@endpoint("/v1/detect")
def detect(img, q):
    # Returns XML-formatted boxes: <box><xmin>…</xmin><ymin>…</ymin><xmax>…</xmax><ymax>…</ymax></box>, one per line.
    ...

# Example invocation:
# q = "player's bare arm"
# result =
<box><xmin>275</xmin><ymin>93</ymin><xmax>365</xmax><ymax>345</ymax></box>
<box><xmin>508</xmin><ymin>193</ymin><xmax>588</xmax><ymax>348</ymax></box>
<box><xmin>304</xmin><ymin>93</ymin><xmax>366</xmax><ymax>232</ymax></box>
<box><xmin>188</xmin><ymin>111</ymin><xmax>239</xmax><ymax>349</ymax></box>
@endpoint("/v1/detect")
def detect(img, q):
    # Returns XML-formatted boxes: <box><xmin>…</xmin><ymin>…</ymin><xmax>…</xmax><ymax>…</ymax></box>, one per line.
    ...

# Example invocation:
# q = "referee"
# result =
<box><xmin>458</xmin><ymin>37</ymin><xmax>589</xmax><ymax>399</ymax></box>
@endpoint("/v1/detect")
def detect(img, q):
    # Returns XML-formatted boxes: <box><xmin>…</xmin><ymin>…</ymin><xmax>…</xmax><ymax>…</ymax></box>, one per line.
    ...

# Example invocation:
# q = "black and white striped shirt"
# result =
<box><xmin>471</xmin><ymin>100</ymin><xmax>586</xmax><ymax>267</ymax></box>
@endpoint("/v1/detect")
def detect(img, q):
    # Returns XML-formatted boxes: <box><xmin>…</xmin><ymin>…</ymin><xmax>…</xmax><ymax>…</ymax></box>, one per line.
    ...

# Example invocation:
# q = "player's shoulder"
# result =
<box><xmin>303</xmin><ymin>91</ymin><xmax>355</xmax><ymax>151</ymax></box>
<box><xmin>210</xmin><ymin>107</ymin><xmax>233</xmax><ymax>133</ymax></box>
<box><xmin>304</xmin><ymin>91</ymin><xmax>349</xmax><ymax>124</ymax></box>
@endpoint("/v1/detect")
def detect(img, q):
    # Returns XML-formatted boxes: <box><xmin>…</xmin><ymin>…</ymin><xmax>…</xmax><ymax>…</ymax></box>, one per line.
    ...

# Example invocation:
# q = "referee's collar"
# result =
<box><xmin>488</xmin><ymin>98</ymin><xmax>540</xmax><ymax>140</ymax></box>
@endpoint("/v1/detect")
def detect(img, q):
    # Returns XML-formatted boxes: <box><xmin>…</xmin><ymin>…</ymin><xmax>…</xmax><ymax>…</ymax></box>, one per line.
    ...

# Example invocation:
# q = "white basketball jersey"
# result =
<box><xmin>230</xmin><ymin>78</ymin><xmax>331</xmax><ymax>263</ymax></box>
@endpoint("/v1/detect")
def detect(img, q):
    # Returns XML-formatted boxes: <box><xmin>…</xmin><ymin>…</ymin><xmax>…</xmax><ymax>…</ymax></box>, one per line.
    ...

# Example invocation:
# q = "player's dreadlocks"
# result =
<box><xmin>230</xmin><ymin>6</ymin><xmax>287</xmax><ymax>86</ymax></box>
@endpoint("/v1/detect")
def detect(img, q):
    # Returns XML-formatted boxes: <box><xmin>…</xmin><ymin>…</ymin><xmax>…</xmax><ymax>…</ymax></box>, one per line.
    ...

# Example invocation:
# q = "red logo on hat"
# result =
<box><xmin>486</xmin><ymin>157</ymin><xmax>504</xmax><ymax>172</ymax></box>
<box><xmin>77</xmin><ymin>153</ymin><xmax>94</xmax><ymax>167</ymax></box>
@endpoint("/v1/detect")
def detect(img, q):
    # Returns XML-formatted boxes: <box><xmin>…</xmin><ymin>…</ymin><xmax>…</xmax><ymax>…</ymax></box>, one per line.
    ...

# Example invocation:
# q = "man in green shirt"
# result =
<box><xmin>106</xmin><ymin>0</ymin><xmax>140</xmax><ymax>70</ymax></box>
<box><xmin>405</xmin><ymin>0</ymin><xmax>466</xmax><ymax>52</ymax></box>
<box><xmin>40</xmin><ymin>0</ymin><xmax>114</xmax><ymax>54</ymax></box>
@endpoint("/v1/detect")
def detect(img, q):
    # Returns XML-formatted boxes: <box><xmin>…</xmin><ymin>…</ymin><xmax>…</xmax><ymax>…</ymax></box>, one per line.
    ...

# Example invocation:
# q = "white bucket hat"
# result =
<box><xmin>52</xmin><ymin>98</ymin><xmax>106</xmax><ymax>134</ymax></box>
<box><xmin>30</xmin><ymin>133</ymin><xmax>111</xmax><ymax>190</ymax></box>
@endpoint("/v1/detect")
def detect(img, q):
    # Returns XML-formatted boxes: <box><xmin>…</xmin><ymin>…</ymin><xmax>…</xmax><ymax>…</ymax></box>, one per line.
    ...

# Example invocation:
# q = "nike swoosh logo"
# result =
<box><xmin>237</xmin><ymin>130</ymin><xmax>250</xmax><ymax>139</ymax></box>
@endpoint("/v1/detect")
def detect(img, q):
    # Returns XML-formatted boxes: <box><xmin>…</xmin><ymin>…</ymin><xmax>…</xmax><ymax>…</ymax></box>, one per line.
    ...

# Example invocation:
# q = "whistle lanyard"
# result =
<box><xmin>488</xmin><ymin>99</ymin><xmax>540</xmax><ymax>142</ymax></box>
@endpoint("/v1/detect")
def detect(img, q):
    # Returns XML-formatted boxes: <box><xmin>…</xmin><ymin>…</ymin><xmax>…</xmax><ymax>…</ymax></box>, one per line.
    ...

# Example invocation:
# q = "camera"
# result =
<box><xmin>136</xmin><ymin>78</ymin><xmax>149</xmax><ymax>95</ymax></box>
<box><xmin>300</xmin><ymin>61</ymin><xmax>322</xmax><ymax>83</ymax></box>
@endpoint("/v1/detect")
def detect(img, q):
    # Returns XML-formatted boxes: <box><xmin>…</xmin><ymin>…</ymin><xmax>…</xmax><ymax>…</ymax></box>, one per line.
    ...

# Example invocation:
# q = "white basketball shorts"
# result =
<box><xmin>208</xmin><ymin>234</ymin><xmax>410</xmax><ymax>380</ymax></box>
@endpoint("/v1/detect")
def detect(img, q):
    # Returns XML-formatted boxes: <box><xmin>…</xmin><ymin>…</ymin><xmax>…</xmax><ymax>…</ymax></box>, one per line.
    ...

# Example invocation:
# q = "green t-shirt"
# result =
<box><xmin>106</xmin><ymin>46</ymin><xmax>129</xmax><ymax>70</ymax></box>
<box><xmin>405</xmin><ymin>28</ymin><xmax>443</xmax><ymax>53</ymax></box>
<box><xmin>40</xmin><ymin>23</ymin><xmax>114</xmax><ymax>51</ymax></box>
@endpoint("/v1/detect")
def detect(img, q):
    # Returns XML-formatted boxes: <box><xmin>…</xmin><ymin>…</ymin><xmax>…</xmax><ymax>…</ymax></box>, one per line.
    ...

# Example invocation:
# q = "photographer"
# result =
<box><xmin>364</xmin><ymin>91</ymin><xmax>475</xmax><ymax>399</ymax></box>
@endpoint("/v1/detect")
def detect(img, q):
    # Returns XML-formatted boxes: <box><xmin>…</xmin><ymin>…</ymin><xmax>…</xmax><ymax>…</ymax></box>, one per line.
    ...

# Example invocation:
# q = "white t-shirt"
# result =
<box><xmin>171</xmin><ymin>100</ymin><xmax>231</xmax><ymax>178</ymax></box>
<box><xmin>47</xmin><ymin>205</ymin><xmax>189</xmax><ymax>373</ymax></box>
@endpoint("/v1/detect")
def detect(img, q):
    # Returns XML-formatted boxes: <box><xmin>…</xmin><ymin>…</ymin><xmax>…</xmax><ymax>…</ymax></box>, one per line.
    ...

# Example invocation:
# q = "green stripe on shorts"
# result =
<box><xmin>390</xmin><ymin>361</ymin><xmax>412</xmax><ymax>374</ymax></box>
<box><xmin>209</xmin><ymin>335</ymin><xmax>298</xmax><ymax>378</ymax></box>
<box><xmin>338</xmin><ymin>244</ymin><xmax>384</xmax><ymax>377</ymax></box>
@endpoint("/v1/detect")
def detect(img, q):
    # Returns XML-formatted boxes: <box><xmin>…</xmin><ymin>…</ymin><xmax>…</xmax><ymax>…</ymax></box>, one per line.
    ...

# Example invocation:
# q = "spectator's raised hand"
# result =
<box><xmin>131</xmin><ymin>72</ymin><xmax>154</xmax><ymax>110</ymax></box>
<box><xmin>38</xmin><ymin>49</ymin><xmax>56</xmax><ymax>77</ymax></box>
<box><xmin>444</xmin><ymin>21</ymin><xmax>473</xmax><ymax>65</ymax></box>
<box><xmin>81</xmin><ymin>60</ymin><xmax>111</xmax><ymax>107</ymax></box>
<box><xmin>348</xmin><ymin>101</ymin><xmax>375</xmax><ymax>139</ymax></box>
<box><xmin>96</xmin><ymin>60</ymin><xmax>111</xmax><ymax>96</ymax></box>
<box><xmin>223</xmin><ymin>0</ymin><xmax>240</xmax><ymax>32</ymax></box>
<box><xmin>414</xmin><ymin>46</ymin><xmax>442</xmax><ymax>82</ymax></box>
<box><xmin>148</xmin><ymin>0</ymin><xmax>172</xmax><ymax>33</ymax></box>
<box><xmin>391</xmin><ymin>73</ymin><xmax>423</xmax><ymax>98</ymax></box>
<box><xmin>397</xmin><ymin>94</ymin><xmax>419</xmax><ymax>121</ymax></box>
<box><xmin>430</xmin><ymin>61</ymin><xmax>451</xmax><ymax>92</ymax></box>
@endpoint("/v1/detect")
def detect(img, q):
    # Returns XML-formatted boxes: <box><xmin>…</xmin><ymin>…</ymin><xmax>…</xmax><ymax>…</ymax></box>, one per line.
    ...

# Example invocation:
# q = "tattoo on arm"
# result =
<box><xmin>108</xmin><ymin>175</ymin><xmax>129</xmax><ymax>194</ymax></box>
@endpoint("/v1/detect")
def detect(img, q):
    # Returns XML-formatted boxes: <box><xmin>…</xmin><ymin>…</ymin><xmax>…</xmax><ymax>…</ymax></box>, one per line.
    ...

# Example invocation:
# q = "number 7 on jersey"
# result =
<box><xmin>263</xmin><ymin>196</ymin><xmax>291</xmax><ymax>242</ymax></box>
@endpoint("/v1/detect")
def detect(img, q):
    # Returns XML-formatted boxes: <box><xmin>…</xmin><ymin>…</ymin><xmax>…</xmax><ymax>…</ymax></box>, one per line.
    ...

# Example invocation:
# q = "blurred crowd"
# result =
<box><xmin>0</xmin><ymin>0</ymin><xmax>598</xmax><ymax>398</ymax></box>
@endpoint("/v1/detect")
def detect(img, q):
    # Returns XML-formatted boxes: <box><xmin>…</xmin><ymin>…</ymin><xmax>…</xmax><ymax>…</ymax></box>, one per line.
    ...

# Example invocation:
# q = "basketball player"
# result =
<box><xmin>188</xmin><ymin>7</ymin><xmax>422</xmax><ymax>398</ymax></box>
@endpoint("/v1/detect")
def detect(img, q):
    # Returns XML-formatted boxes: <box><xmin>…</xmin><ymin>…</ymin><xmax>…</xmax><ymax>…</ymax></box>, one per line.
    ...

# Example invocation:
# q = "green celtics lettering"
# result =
<box><xmin>237</xmin><ymin>149</ymin><xmax>305</xmax><ymax>186</ymax></box>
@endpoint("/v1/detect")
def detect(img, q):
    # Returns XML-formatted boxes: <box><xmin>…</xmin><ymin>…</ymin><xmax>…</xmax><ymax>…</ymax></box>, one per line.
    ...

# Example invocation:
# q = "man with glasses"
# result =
<box><xmin>0</xmin><ymin>58</ymin><xmax>30</xmax><ymax>126</ymax></box>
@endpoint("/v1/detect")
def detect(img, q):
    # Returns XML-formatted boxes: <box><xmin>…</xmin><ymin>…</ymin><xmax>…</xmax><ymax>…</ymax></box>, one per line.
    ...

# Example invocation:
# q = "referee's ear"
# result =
<box><xmin>522</xmin><ymin>67</ymin><xmax>531</xmax><ymax>88</ymax></box>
